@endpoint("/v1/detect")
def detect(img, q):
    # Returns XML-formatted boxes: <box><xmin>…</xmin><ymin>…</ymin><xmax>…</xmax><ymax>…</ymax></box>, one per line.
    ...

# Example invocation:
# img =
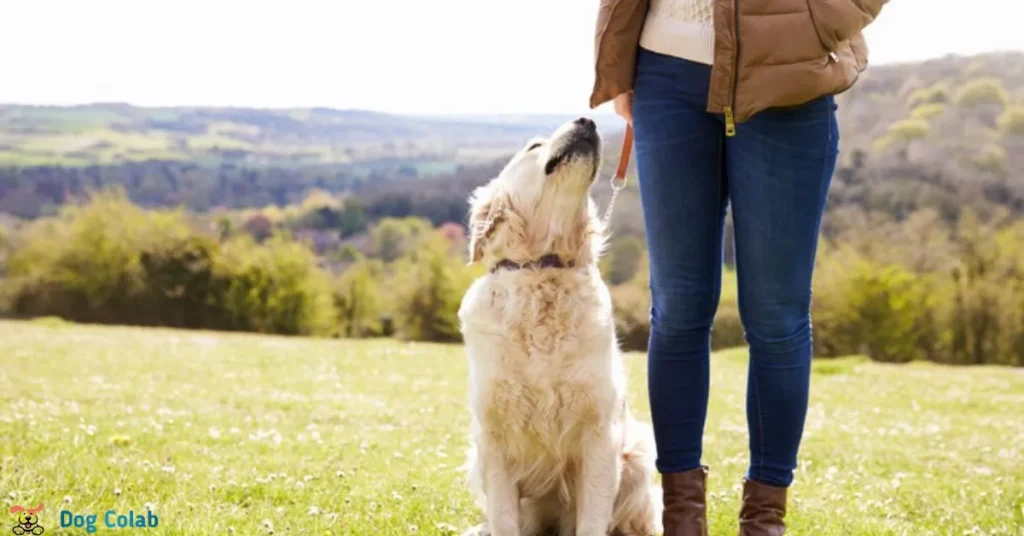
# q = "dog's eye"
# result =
<box><xmin>526</xmin><ymin>142</ymin><xmax>543</xmax><ymax>152</ymax></box>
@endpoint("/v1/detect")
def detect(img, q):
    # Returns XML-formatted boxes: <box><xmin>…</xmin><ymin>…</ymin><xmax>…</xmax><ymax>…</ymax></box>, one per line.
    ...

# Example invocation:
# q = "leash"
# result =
<box><xmin>600</xmin><ymin>123</ymin><xmax>632</xmax><ymax>229</ymax></box>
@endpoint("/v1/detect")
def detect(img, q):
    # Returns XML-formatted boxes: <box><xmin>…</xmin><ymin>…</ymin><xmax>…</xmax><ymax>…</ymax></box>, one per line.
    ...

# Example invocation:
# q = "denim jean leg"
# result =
<box><xmin>632</xmin><ymin>49</ymin><xmax>727</xmax><ymax>474</ymax></box>
<box><xmin>726</xmin><ymin>95</ymin><xmax>840</xmax><ymax>487</ymax></box>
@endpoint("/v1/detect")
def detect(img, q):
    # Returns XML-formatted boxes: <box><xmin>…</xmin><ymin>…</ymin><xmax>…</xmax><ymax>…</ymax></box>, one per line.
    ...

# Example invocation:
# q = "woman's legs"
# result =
<box><xmin>726</xmin><ymin>96</ymin><xmax>839</xmax><ymax>488</ymax></box>
<box><xmin>632</xmin><ymin>48</ymin><xmax>726</xmax><ymax>475</ymax></box>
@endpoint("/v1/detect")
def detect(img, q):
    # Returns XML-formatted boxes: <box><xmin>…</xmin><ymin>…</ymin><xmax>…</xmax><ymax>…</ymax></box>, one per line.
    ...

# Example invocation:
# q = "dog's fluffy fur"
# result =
<box><xmin>458</xmin><ymin>119</ymin><xmax>662</xmax><ymax>536</ymax></box>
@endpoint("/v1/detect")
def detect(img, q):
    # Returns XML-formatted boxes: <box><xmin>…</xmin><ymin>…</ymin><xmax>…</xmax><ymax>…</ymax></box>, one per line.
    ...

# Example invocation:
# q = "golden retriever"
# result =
<box><xmin>458</xmin><ymin>118</ymin><xmax>661</xmax><ymax>536</ymax></box>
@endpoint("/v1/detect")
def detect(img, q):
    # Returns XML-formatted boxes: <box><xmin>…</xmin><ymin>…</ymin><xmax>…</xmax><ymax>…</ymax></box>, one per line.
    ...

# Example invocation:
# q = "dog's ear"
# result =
<box><xmin>467</xmin><ymin>183</ymin><xmax>505</xmax><ymax>265</ymax></box>
<box><xmin>9</xmin><ymin>506</ymin><xmax>24</xmax><ymax>514</ymax></box>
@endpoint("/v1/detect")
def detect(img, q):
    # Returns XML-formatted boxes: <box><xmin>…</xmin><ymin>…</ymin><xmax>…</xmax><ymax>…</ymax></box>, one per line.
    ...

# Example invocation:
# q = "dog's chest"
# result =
<box><xmin>463</xmin><ymin>272</ymin><xmax>609</xmax><ymax>355</ymax></box>
<box><xmin>475</xmin><ymin>307</ymin><xmax>611</xmax><ymax>445</ymax></box>
<box><xmin>461</xmin><ymin>272</ymin><xmax>618</xmax><ymax>442</ymax></box>
<box><xmin>482</xmin><ymin>372</ymin><xmax>603</xmax><ymax>445</ymax></box>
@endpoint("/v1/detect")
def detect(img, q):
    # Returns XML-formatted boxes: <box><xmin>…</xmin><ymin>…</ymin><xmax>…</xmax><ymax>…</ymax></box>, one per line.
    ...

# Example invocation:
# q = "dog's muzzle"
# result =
<box><xmin>545</xmin><ymin>117</ymin><xmax>601</xmax><ymax>176</ymax></box>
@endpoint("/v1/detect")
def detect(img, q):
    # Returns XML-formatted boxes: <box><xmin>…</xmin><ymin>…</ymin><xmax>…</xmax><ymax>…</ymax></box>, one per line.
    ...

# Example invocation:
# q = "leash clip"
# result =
<box><xmin>601</xmin><ymin>124</ymin><xmax>633</xmax><ymax>229</ymax></box>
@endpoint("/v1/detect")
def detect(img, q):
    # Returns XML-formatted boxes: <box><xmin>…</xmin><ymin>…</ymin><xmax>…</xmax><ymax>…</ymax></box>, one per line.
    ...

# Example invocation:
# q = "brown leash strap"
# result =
<box><xmin>614</xmin><ymin>124</ymin><xmax>633</xmax><ymax>183</ymax></box>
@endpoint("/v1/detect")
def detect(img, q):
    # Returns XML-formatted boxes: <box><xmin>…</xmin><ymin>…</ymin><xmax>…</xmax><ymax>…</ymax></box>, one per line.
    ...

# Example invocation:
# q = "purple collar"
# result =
<box><xmin>490</xmin><ymin>254</ymin><xmax>573</xmax><ymax>273</ymax></box>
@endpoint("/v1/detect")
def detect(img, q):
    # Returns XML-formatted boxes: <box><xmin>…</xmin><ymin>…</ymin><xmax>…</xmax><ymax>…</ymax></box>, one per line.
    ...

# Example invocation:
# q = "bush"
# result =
<box><xmin>243</xmin><ymin>212</ymin><xmax>274</xmax><ymax>242</ymax></box>
<box><xmin>371</xmin><ymin>217</ymin><xmax>432</xmax><ymax>262</ymax></box>
<box><xmin>871</xmin><ymin>135</ymin><xmax>897</xmax><ymax>154</ymax></box>
<box><xmin>390</xmin><ymin>232</ymin><xmax>478</xmax><ymax>342</ymax></box>
<box><xmin>215</xmin><ymin>235</ymin><xmax>338</xmax><ymax>336</ymax></box>
<box><xmin>291</xmin><ymin>190</ymin><xmax>368</xmax><ymax>237</ymax></box>
<box><xmin>338</xmin><ymin>197</ymin><xmax>368</xmax><ymax>238</ymax></box>
<box><xmin>907</xmin><ymin>84</ymin><xmax>949</xmax><ymax>109</ymax></box>
<box><xmin>5</xmin><ymin>189</ymin><xmax>339</xmax><ymax>336</ymax></box>
<box><xmin>886</xmin><ymin>118</ymin><xmax>931</xmax><ymax>141</ymax></box>
<box><xmin>955</xmin><ymin>77</ymin><xmax>1009</xmax><ymax>108</ymax></box>
<box><xmin>611</xmin><ymin>283</ymin><xmax>651</xmax><ymax>352</ymax></box>
<box><xmin>910</xmin><ymin>102</ymin><xmax>947</xmax><ymax>120</ymax></box>
<box><xmin>7</xmin><ymin>190</ymin><xmax>167</xmax><ymax>324</ymax></box>
<box><xmin>295</xmin><ymin>190</ymin><xmax>343</xmax><ymax>231</ymax></box>
<box><xmin>972</xmin><ymin>144</ymin><xmax>1009</xmax><ymax>177</ymax></box>
<box><xmin>711</xmin><ymin>306</ymin><xmax>745</xmax><ymax>350</ymax></box>
<box><xmin>996</xmin><ymin>106</ymin><xmax>1024</xmax><ymax>136</ymax></box>
<box><xmin>137</xmin><ymin>233</ymin><xmax>225</xmax><ymax>328</ymax></box>
<box><xmin>942</xmin><ymin>214</ymin><xmax>1024</xmax><ymax>366</ymax></box>
<box><xmin>334</xmin><ymin>258</ymin><xmax>385</xmax><ymax>337</ymax></box>
<box><xmin>812</xmin><ymin>213</ymin><xmax>1024</xmax><ymax>367</ymax></box>
<box><xmin>812</xmin><ymin>250</ymin><xmax>939</xmax><ymax>362</ymax></box>
<box><xmin>711</xmin><ymin>269</ymin><xmax>745</xmax><ymax>350</ymax></box>
<box><xmin>610</xmin><ymin>263</ymin><xmax>746</xmax><ymax>352</ymax></box>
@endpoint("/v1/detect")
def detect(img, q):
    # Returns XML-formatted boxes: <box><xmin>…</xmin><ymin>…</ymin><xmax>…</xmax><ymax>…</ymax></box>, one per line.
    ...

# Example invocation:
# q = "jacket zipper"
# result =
<box><xmin>723</xmin><ymin>0</ymin><xmax>740</xmax><ymax>137</ymax></box>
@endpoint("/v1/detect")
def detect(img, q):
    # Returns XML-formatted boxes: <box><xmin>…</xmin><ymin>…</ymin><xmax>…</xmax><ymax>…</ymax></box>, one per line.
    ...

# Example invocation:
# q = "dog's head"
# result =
<box><xmin>467</xmin><ymin>117</ymin><xmax>605</xmax><ymax>267</ymax></box>
<box><xmin>10</xmin><ymin>504</ymin><xmax>43</xmax><ymax>528</ymax></box>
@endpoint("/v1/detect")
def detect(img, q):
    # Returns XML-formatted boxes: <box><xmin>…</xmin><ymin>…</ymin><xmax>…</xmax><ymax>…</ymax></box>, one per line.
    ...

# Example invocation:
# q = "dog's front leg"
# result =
<box><xmin>483</xmin><ymin>449</ymin><xmax>520</xmax><ymax>536</ymax></box>
<box><xmin>576</xmin><ymin>426</ymin><xmax>622</xmax><ymax>536</ymax></box>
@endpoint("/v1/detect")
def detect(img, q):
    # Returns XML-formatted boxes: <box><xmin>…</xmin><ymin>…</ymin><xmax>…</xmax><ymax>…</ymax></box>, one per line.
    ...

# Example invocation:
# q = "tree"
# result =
<box><xmin>390</xmin><ymin>232</ymin><xmax>477</xmax><ymax>342</ymax></box>
<box><xmin>955</xmin><ymin>77</ymin><xmax>1009</xmax><ymax>108</ymax></box>
<box><xmin>370</xmin><ymin>217</ymin><xmax>432</xmax><ymax>262</ymax></box>
<box><xmin>243</xmin><ymin>213</ymin><xmax>274</xmax><ymax>242</ymax></box>
<box><xmin>338</xmin><ymin>197</ymin><xmax>368</xmax><ymax>237</ymax></box>
<box><xmin>887</xmin><ymin>118</ymin><xmax>930</xmax><ymax>141</ymax></box>
<box><xmin>335</xmin><ymin>259</ymin><xmax>383</xmax><ymax>337</ymax></box>
<box><xmin>997</xmin><ymin>106</ymin><xmax>1024</xmax><ymax>136</ymax></box>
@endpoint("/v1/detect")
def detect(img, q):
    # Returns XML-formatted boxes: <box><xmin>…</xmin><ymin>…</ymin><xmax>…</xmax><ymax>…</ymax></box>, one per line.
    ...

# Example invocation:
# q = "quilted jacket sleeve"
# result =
<box><xmin>808</xmin><ymin>0</ymin><xmax>889</xmax><ymax>52</ymax></box>
<box><xmin>590</xmin><ymin>0</ymin><xmax>650</xmax><ymax>109</ymax></box>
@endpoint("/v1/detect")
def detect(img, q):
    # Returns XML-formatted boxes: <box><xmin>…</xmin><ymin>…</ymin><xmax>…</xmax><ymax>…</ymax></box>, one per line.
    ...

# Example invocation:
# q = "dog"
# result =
<box><xmin>457</xmin><ymin>117</ymin><xmax>661</xmax><ymax>536</ymax></box>
<box><xmin>10</xmin><ymin>504</ymin><xmax>45</xmax><ymax>535</ymax></box>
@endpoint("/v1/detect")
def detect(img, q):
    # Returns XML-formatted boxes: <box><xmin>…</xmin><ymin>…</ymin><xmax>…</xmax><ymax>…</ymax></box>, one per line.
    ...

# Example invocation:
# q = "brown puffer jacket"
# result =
<box><xmin>590</xmin><ymin>0</ymin><xmax>888</xmax><ymax>134</ymax></box>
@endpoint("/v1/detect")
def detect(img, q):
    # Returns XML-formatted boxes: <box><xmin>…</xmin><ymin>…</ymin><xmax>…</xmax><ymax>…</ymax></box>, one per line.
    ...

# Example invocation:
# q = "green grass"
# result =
<box><xmin>1</xmin><ymin>320</ymin><xmax>1021</xmax><ymax>535</ymax></box>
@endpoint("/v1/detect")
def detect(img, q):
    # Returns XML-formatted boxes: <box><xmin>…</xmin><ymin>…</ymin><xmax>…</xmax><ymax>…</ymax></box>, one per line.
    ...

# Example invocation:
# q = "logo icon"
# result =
<box><xmin>9</xmin><ymin>503</ymin><xmax>45</xmax><ymax>535</ymax></box>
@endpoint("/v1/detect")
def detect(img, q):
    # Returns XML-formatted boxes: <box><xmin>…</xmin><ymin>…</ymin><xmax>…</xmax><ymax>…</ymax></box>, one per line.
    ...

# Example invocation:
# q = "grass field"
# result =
<box><xmin>1</xmin><ymin>319</ymin><xmax>1022</xmax><ymax>535</ymax></box>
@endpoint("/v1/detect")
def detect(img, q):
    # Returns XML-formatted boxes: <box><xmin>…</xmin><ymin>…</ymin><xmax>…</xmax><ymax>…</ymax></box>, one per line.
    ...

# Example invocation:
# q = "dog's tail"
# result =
<box><xmin>612</xmin><ymin>419</ymin><xmax>663</xmax><ymax>536</ymax></box>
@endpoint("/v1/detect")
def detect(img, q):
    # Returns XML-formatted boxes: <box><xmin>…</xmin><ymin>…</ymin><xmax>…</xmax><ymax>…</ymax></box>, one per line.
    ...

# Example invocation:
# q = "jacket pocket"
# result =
<box><xmin>805</xmin><ymin>0</ymin><xmax>838</xmax><ymax>52</ymax></box>
<box><xmin>807</xmin><ymin>0</ymin><xmax>885</xmax><ymax>52</ymax></box>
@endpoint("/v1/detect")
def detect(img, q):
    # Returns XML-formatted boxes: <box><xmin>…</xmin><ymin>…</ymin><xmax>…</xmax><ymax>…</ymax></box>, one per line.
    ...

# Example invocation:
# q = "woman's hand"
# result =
<box><xmin>613</xmin><ymin>91</ymin><xmax>633</xmax><ymax>126</ymax></box>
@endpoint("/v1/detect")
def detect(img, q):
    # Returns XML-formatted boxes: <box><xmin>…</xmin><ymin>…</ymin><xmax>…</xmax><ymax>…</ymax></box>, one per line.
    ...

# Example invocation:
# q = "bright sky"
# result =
<box><xmin>1</xmin><ymin>0</ymin><xmax>1019</xmax><ymax>115</ymax></box>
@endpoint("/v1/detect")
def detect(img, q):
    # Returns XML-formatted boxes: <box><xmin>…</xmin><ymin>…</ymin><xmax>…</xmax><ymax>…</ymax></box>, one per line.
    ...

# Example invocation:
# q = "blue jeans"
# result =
<box><xmin>632</xmin><ymin>48</ymin><xmax>838</xmax><ymax>488</ymax></box>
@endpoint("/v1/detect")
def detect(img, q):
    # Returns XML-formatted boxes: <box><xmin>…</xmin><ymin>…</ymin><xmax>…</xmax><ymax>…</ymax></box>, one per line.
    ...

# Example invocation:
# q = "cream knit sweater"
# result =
<box><xmin>639</xmin><ymin>0</ymin><xmax>716</xmax><ymax>65</ymax></box>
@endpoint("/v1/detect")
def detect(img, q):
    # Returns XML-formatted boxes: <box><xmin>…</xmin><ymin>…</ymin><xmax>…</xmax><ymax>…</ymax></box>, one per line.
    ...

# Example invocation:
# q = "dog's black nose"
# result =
<box><xmin>574</xmin><ymin>117</ymin><xmax>597</xmax><ymax>133</ymax></box>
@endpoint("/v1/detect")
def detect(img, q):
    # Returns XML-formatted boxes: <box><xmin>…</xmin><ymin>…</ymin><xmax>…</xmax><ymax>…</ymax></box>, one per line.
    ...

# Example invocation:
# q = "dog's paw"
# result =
<box><xmin>460</xmin><ymin>524</ymin><xmax>490</xmax><ymax>536</ymax></box>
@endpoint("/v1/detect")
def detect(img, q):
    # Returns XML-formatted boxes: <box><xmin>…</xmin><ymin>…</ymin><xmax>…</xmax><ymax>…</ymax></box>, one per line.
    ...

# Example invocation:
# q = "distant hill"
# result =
<box><xmin>588</xmin><ymin>51</ymin><xmax>1024</xmax><ymax>239</ymax></box>
<box><xmin>0</xmin><ymin>51</ymin><xmax>1022</xmax><ymax>230</ymax></box>
<box><xmin>0</xmin><ymin>105</ymin><xmax>619</xmax><ymax>168</ymax></box>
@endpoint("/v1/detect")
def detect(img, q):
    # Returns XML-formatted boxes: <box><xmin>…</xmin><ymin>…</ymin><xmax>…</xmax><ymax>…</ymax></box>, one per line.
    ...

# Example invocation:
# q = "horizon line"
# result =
<box><xmin>1</xmin><ymin>48</ymin><xmax>1019</xmax><ymax>114</ymax></box>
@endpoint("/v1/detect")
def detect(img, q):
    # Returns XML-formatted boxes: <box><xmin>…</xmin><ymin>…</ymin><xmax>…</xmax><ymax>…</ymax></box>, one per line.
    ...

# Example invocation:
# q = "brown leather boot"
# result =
<box><xmin>661</xmin><ymin>466</ymin><xmax>709</xmax><ymax>536</ymax></box>
<box><xmin>737</xmin><ymin>479</ymin><xmax>787</xmax><ymax>535</ymax></box>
